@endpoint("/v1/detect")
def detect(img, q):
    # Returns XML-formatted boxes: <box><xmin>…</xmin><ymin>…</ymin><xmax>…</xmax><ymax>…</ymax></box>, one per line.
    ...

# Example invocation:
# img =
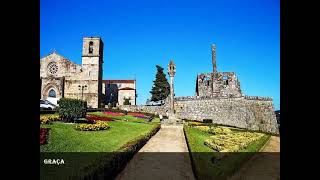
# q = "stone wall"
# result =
<box><xmin>120</xmin><ymin>105</ymin><xmax>167</xmax><ymax>115</ymax></box>
<box><xmin>196</xmin><ymin>72</ymin><xmax>241</xmax><ymax>98</ymax></box>
<box><xmin>119</xmin><ymin>96</ymin><xmax>279</xmax><ymax>134</ymax></box>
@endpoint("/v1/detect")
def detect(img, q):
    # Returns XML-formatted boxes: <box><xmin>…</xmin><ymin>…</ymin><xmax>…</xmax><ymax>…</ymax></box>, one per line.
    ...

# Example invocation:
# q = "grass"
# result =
<box><xmin>184</xmin><ymin>125</ymin><xmax>271</xmax><ymax>180</ymax></box>
<box><xmin>40</xmin><ymin>113</ymin><xmax>160</xmax><ymax>179</ymax></box>
<box><xmin>41</xmin><ymin>121</ymin><xmax>158</xmax><ymax>152</ymax></box>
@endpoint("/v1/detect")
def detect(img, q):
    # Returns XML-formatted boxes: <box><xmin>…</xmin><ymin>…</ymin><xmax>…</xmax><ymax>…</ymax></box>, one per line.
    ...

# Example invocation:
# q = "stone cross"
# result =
<box><xmin>212</xmin><ymin>44</ymin><xmax>217</xmax><ymax>73</ymax></box>
<box><xmin>168</xmin><ymin>60</ymin><xmax>176</xmax><ymax>113</ymax></box>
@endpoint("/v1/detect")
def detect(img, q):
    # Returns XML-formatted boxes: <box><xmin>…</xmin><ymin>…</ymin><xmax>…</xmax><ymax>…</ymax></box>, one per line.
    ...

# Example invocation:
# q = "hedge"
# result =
<box><xmin>58</xmin><ymin>98</ymin><xmax>87</xmax><ymax>122</ymax></box>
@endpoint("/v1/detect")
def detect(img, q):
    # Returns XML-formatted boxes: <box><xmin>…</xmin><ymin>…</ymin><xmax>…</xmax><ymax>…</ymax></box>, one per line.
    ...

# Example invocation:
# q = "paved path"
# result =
<box><xmin>115</xmin><ymin>125</ymin><xmax>196</xmax><ymax>180</ymax></box>
<box><xmin>228</xmin><ymin>136</ymin><xmax>280</xmax><ymax>180</ymax></box>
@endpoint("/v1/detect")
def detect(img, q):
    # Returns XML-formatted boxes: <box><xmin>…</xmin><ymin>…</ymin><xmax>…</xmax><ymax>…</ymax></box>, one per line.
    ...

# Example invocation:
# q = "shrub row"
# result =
<box><xmin>58</xmin><ymin>98</ymin><xmax>87</xmax><ymax>122</ymax></box>
<box><xmin>75</xmin><ymin>121</ymin><xmax>110</xmax><ymax>131</ymax></box>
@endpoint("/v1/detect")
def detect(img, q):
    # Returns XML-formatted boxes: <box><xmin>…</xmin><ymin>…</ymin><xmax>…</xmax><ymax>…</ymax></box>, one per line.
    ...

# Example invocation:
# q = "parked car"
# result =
<box><xmin>40</xmin><ymin>100</ymin><xmax>57</xmax><ymax>110</ymax></box>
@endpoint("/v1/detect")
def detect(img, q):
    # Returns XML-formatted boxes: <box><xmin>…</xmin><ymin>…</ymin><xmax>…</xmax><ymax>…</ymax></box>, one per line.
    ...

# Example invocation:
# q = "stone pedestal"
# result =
<box><xmin>162</xmin><ymin>112</ymin><xmax>183</xmax><ymax>125</ymax></box>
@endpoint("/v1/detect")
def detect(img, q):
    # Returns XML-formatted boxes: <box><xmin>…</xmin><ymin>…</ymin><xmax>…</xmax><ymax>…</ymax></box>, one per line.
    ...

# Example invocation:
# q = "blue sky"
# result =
<box><xmin>40</xmin><ymin>0</ymin><xmax>280</xmax><ymax>110</ymax></box>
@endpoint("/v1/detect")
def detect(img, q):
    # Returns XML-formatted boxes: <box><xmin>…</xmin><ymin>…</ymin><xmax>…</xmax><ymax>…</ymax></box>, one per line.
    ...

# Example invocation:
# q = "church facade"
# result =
<box><xmin>40</xmin><ymin>37</ymin><xmax>104</xmax><ymax>108</ymax></box>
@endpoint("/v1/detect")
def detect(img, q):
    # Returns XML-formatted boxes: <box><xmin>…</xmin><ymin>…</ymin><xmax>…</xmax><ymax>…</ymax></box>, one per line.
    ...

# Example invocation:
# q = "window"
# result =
<box><xmin>204</xmin><ymin>76</ymin><xmax>210</xmax><ymax>86</ymax></box>
<box><xmin>223</xmin><ymin>76</ymin><xmax>228</xmax><ymax>86</ymax></box>
<box><xmin>89</xmin><ymin>41</ymin><xmax>94</xmax><ymax>54</ymax></box>
<box><xmin>48</xmin><ymin>89</ymin><xmax>56</xmax><ymax>98</ymax></box>
<box><xmin>47</xmin><ymin>62</ymin><xmax>58</xmax><ymax>75</ymax></box>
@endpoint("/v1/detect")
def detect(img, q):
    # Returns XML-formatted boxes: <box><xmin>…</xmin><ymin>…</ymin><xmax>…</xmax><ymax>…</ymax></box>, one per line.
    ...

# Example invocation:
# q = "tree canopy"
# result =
<box><xmin>150</xmin><ymin>65</ymin><xmax>170</xmax><ymax>101</ymax></box>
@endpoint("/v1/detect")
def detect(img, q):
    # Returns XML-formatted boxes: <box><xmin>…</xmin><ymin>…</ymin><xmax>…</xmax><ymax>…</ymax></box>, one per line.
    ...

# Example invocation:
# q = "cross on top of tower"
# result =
<box><xmin>51</xmin><ymin>48</ymin><xmax>56</xmax><ymax>54</ymax></box>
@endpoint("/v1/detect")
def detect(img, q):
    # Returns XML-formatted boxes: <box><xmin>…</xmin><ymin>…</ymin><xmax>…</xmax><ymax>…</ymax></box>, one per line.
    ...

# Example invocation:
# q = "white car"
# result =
<box><xmin>40</xmin><ymin>100</ymin><xmax>57</xmax><ymax>110</ymax></box>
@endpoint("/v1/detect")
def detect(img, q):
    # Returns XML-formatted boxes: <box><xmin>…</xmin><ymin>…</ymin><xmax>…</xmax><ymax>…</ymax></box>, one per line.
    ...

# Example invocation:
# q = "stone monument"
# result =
<box><xmin>163</xmin><ymin>60</ymin><xmax>182</xmax><ymax>125</ymax></box>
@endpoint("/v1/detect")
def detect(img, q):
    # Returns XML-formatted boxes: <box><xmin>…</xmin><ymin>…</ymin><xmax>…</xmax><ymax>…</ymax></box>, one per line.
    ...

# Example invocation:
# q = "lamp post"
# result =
<box><xmin>78</xmin><ymin>85</ymin><xmax>87</xmax><ymax>100</ymax></box>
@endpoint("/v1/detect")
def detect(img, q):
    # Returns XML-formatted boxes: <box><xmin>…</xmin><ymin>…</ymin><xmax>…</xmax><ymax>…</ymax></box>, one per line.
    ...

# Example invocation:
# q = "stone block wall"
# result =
<box><xmin>119</xmin><ymin>96</ymin><xmax>279</xmax><ymax>134</ymax></box>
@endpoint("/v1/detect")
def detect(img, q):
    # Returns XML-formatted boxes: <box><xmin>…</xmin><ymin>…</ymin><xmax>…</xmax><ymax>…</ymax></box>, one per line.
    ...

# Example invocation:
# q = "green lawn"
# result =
<box><xmin>41</xmin><ymin>121</ymin><xmax>158</xmax><ymax>152</ymax></box>
<box><xmin>184</xmin><ymin>125</ymin><xmax>270</xmax><ymax>180</ymax></box>
<box><xmin>40</xmin><ymin>113</ymin><xmax>160</xmax><ymax>179</ymax></box>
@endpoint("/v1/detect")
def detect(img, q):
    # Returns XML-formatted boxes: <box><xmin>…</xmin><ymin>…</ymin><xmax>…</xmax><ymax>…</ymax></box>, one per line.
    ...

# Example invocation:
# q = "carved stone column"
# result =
<box><xmin>168</xmin><ymin>60</ymin><xmax>176</xmax><ymax>114</ymax></box>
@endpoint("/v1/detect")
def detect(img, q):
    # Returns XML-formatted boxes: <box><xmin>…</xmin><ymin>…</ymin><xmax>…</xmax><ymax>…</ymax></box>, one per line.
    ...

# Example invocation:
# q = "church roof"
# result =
<box><xmin>40</xmin><ymin>51</ymin><xmax>79</xmax><ymax>65</ymax></box>
<box><xmin>118</xmin><ymin>87</ymin><xmax>135</xmax><ymax>90</ymax></box>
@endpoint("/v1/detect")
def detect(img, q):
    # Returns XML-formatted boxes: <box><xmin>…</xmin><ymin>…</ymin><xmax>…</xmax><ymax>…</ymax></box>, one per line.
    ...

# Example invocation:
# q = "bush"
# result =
<box><xmin>58</xmin><ymin>98</ymin><xmax>87</xmax><ymax>122</ymax></box>
<box><xmin>75</xmin><ymin>121</ymin><xmax>110</xmax><ymax>131</ymax></box>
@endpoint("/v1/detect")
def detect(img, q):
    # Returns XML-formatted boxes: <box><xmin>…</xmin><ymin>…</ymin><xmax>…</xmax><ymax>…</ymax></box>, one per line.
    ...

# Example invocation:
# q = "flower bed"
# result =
<box><xmin>194</xmin><ymin>126</ymin><xmax>210</xmax><ymax>132</ymax></box>
<box><xmin>40</xmin><ymin>114</ymin><xmax>60</xmax><ymax>124</ymax></box>
<box><xmin>86</xmin><ymin>115</ymin><xmax>113</xmax><ymax>122</ymax></box>
<box><xmin>204</xmin><ymin>130</ymin><xmax>264</xmax><ymax>152</ymax></box>
<box><xmin>40</xmin><ymin>128</ymin><xmax>50</xmax><ymax>145</ymax></box>
<box><xmin>127</xmin><ymin>112</ymin><xmax>152</xmax><ymax>120</ymax></box>
<box><xmin>208</xmin><ymin>126</ymin><xmax>232</xmax><ymax>135</ymax></box>
<box><xmin>186</xmin><ymin>121</ymin><xmax>205</xmax><ymax>127</ymax></box>
<box><xmin>127</xmin><ymin>112</ymin><xmax>146</xmax><ymax>117</ymax></box>
<box><xmin>75</xmin><ymin>121</ymin><xmax>110</xmax><ymax>131</ymax></box>
<box><xmin>103</xmin><ymin>111</ymin><xmax>125</xmax><ymax>116</ymax></box>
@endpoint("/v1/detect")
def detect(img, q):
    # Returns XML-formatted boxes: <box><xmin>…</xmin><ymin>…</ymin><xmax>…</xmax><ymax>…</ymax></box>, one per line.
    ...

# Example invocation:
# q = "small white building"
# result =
<box><xmin>102</xmin><ymin>80</ymin><xmax>137</xmax><ymax>106</ymax></box>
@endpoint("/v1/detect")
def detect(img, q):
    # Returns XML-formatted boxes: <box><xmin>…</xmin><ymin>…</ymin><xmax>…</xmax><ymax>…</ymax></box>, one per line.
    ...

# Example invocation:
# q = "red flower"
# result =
<box><xmin>86</xmin><ymin>115</ymin><xmax>113</xmax><ymax>121</ymax></box>
<box><xmin>103</xmin><ymin>111</ymin><xmax>124</xmax><ymax>116</ymax></box>
<box><xmin>127</xmin><ymin>112</ymin><xmax>146</xmax><ymax>117</ymax></box>
<box><xmin>40</xmin><ymin>128</ymin><xmax>49</xmax><ymax>145</ymax></box>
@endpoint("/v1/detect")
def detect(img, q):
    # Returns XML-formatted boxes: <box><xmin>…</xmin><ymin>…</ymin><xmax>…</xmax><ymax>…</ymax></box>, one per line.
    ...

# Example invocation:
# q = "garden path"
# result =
<box><xmin>228</xmin><ymin>136</ymin><xmax>280</xmax><ymax>180</ymax></box>
<box><xmin>115</xmin><ymin>124</ymin><xmax>196</xmax><ymax>180</ymax></box>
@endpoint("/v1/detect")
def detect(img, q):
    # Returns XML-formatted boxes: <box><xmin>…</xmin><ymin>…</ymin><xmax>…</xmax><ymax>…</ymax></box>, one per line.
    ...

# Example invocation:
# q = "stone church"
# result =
<box><xmin>40</xmin><ymin>37</ymin><xmax>104</xmax><ymax>108</ymax></box>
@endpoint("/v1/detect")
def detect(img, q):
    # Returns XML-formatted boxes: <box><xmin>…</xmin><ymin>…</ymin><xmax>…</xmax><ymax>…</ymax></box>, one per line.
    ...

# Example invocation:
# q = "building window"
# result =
<box><xmin>89</xmin><ymin>41</ymin><xmax>94</xmax><ymax>54</ymax></box>
<box><xmin>203</xmin><ymin>76</ymin><xmax>210</xmax><ymax>86</ymax></box>
<box><xmin>223</xmin><ymin>76</ymin><xmax>228</xmax><ymax>86</ymax></box>
<box><xmin>48</xmin><ymin>89</ymin><xmax>56</xmax><ymax>98</ymax></box>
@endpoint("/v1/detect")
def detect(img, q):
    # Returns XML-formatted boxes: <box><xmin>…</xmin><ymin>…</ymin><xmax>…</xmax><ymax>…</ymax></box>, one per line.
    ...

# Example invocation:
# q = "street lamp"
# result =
<box><xmin>78</xmin><ymin>85</ymin><xmax>87</xmax><ymax>100</ymax></box>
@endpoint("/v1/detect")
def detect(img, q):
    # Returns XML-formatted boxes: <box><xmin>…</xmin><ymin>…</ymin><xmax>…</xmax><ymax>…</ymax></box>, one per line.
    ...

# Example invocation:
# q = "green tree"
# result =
<box><xmin>150</xmin><ymin>65</ymin><xmax>170</xmax><ymax>101</ymax></box>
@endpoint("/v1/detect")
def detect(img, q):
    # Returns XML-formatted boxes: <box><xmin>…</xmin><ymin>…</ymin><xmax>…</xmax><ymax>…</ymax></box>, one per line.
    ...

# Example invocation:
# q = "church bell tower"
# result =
<box><xmin>81</xmin><ymin>37</ymin><xmax>104</xmax><ymax>108</ymax></box>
